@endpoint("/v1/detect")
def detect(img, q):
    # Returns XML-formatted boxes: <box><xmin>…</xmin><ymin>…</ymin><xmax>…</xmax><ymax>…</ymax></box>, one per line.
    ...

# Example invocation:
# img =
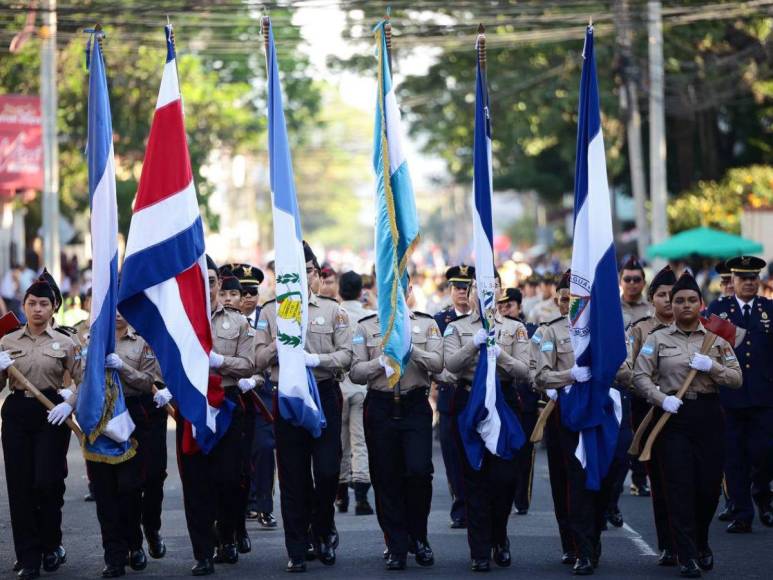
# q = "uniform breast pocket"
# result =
<box><xmin>42</xmin><ymin>347</ymin><xmax>66</xmax><ymax>371</ymax></box>
<box><xmin>124</xmin><ymin>348</ymin><xmax>143</xmax><ymax>369</ymax></box>
<box><xmin>308</xmin><ymin>325</ymin><xmax>334</xmax><ymax>352</ymax></box>
<box><xmin>214</xmin><ymin>326</ymin><xmax>240</xmax><ymax>355</ymax></box>
<box><xmin>556</xmin><ymin>339</ymin><xmax>573</xmax><ymax>354</ymax></box>
<box><xmin>366</xmin><ymin>337</ymin><xmax>383</xmax><ymax>358</ymax></box>
<box><xmin>412</xmin><ymin>335</ymin><xmax>428</xmax><ymax>348</ymax></box>
<box><xmin>498</xmin><ymin>332</ymin><xmax>515</xmax><ymax>348</ymax></box>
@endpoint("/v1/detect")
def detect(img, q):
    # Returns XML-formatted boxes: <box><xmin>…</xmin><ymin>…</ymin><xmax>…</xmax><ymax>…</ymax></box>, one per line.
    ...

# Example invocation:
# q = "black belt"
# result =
<box><xmin>681</xmin><ymin>391</ymin><xmax>719</xmax><ymax>401</ymax></box>
<box><xmin>367</xmin><ymin>387</ymin><xmax>428</xmax><ymax>402</ymax></box>
<box><xmin>12</xmin><ymin>387</ymin><xmax>57</xmax><ymax>398</ymax></box>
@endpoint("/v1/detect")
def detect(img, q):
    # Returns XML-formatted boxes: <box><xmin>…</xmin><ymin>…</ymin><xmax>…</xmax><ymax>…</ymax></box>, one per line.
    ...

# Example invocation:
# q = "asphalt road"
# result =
<box><xmin>0</xmin><ymin>415</ymin><xmax>770</xmax><ymax>579</ymax></box>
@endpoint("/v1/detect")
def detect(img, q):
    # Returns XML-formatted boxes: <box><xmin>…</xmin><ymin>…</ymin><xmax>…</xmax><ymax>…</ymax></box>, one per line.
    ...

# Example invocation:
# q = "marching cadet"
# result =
<box><xmin>520</xmin><ymin>274</ymin><xmax>542</xmax><ymax>320</ymax></box>
<box><xmin>433</xmin><ymin>264</ymin><xmax>474</xmax><ymax>529</ymax></box>
<box><xmin>350</xmin><ymin>280</ymin><xmax>441</xmax><ymax>570</ymax></box>
<box><xmin>528</xmin><ymin>273</ymin><xmax>561</xmax><ymax>324</ymax></box>
<box><xmin>444</xmin><ymin>280</ymin><xmax>531</xmax><ymax>572</ymax></box>
<box><xmin>174</xmin><ymin>256</ymin><xmax>255</xmax><ymax>576</ymax></box>
<box><xmin>707</xmin><ymin>256</ymin><xmax>773</xmax><ymax>533</ymax></box>
<box><xmin>621</xmin><ymin>265</ymin><xmax>677</xmax><ymax>565</ymax></box>
<box><xmin>634</xmin><ymin>271</ymin><xmax>742</xmax><ymax>577</ymax></box>
<box><xmin>0</xmin><ymin>272</ymin><xmax>82</xmax><ymax>580</ymax></box>
<box><xmin>254</xmin><ymin>241</ymin><xmax>353</xmax><ymax>572</ymax></box>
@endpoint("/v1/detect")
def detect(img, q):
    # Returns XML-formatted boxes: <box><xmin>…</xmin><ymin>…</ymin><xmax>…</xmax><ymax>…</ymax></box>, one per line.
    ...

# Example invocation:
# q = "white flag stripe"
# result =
<box><xmin>155</xmin><ymin>60</ymin><xmax>180</xmax><ymax>110</ymax></box>
<box><xmin>89</xmin><ymin>146</ymin><xmax>118</xmax><ymax>323</ymax></box>
<box><xmin>103</xmin><ymin>409</ymin><xmax>136</xmax><ymax>444</ymax></box>
<box><xmin>384</xmin><ymin>87</ymin><xmax>407</xmax><ymax>174</ymax></box>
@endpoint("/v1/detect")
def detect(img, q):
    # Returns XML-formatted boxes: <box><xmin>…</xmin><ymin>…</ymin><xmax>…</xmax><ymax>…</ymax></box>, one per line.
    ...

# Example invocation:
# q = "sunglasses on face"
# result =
<box><xmin>242</xmin><ymin>287</ymin><xmax>259</xmax><ymax>297</ymax></box>
<box><xmin>623</xmin><ymin>276</ymin><xmax>643</xmax><ymax>284</ymax></box>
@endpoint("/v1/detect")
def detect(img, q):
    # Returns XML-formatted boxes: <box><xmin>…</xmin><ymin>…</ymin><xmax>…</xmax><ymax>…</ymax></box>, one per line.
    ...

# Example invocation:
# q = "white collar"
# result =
<box><xmin>736</xmin><ymin>295</ymin><xmax>755</xmax><ymax>310</ymax></box>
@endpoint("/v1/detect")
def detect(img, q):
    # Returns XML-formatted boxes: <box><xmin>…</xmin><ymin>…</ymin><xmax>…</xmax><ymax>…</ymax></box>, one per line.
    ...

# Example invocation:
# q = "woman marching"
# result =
<box><xmin>633</xmin><ymin>271</ymin><xmax>742</xmax><ymax>577</ymax></box>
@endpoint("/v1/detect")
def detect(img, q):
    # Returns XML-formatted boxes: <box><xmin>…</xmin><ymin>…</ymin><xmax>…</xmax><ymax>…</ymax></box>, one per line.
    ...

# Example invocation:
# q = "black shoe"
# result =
<box><xmin>492</xmin><ymin>539</ymin><xmax>511</xmax><ymax>567</ymax></box>
<box><xmin>414</xmin><ymin>539</ymin><xmax>434</xmax><ymax>566</ymax></box>
<box><xmin>471</xmin><ymin>558</ymin><xmax>490</xmax><ymax>572</ymax></box>
<box><xmin>726</xmin><ymin>519</ymin><xmax>752</xmax><ymax>534</ymax></box>
<box><xmin>42</xmin><ymin>546</ymin><xmax>66</xmax><ymax>572</ymax></box>
<box><xmin>572</xmin><ymin>557</ymin><xmax>594</xmax><ymax>575</ymax></box>
<box><xmin>515</xmin><ymin>507</ymin><xmax>528</xmax><ymax>515</ymax></box>
<box><xmin>658</xmin><ymin>549</ymin><xmax>677</xmax><ymax>566</ymax></box>
<box><xmin>330</xmin><ymin>529</ymin><xmax>340</xmax><ymax>549</ymax></box>
<box><xmin>679</xmin><ymin>559</ymin><xmax>701</xmax><ymax>578</ymax></box>
<box><xmin>286</xmin><ymin>558</ymin><xmax>306</xmax><ymax>573</ymax></box>
<box><xmin>84</xmin><ymin>491</ymin><xmax>96</xmax><ymax>502</ymax></box>
<box><xmin>335</xmin><ymin>483</ymin><xmax>349</xmax><ymax>513</ymax></box>
<box><xmin>145</xmin><ymin>530</ymin><xmax>166</xmax><ymax>559</ymax></box>
<box><xmin>214</xmin><ymin>543</ymin><xmax>238</xmax><ymax>564</ymax></box>
<box><xmin>355</xmin><ymin>500</ymin><xmax>374</xmax><ymax>515</ymax></box>
<box><xmin>237</xmin><ymin>531</ymin><xmax>251</xmax><ymax>554</ymax></box>
<box><xmin>258</xmin><ymin>512</ymin><xmax>278</xmax><ymax>528</ymax></box>
<box><xmin>316</xmin><ymin>537</ymin><xmax>336</xmax><ymax>566</ymax></box>
<box><xmin>129</xmin><ymin>548</ymin><xmax>147</xmax><ymax>571</ymax></box>
<box><xmin>101</xmin><ymin>564</ymin><xmax>126</xmax><ymax>578</ymax></box>
<box><xmin>630</xmin><ymin>482</ymin><xmax>651</xmax><ymax>497</ymax></box>
<box><xmin>697</xmin><ymin>549</ymin><xmax>713</xmax><ymax>571</ymax></box>
<box><xmin>717</xmin><ymin>506</ymin><xmax>735</xmax><ymax>521</ymax></box>
<box><xmin>17</xmin><ymin>569</ymin><xmax>39</xmax><ymax>580</ymax></box>
<box><xmin>246</xmin><ymin>510</ymin><xmax>259</xmax><ymax>520</ymax></box>
<box><xmin>12</xmin><ymin>561</ymin><xmax>21</xmax><ymax>572</ymax></box>
<box><xmin>758</xmin><ymin>503</ymin><xmax>773</xmax><ymax>527</ymax></box>
<box><xmin>385</xmin><ymin>553</ymin><xmax>406</xmax><ymax>570</ymax></box>
<box><xmin>191</xmin><ymin>558</ymin><xmax>215</xmax><ymax>576</ymax></box>
<box><xmin>561</xmin><ymin>552</ymin><xmax>577</xmax><ymax>565</ymax></box>
<box><xmin>304</xmin><ymin>544</ymin><xmax>317</xmax><ymax>562</ymax></box>
<box><xmin>383</xmin><ymin>547</ymin><xmax>390</xmax><ymax>560</ymax></box>
<box><xmin>606</xmin><ymin>509</ymin><xmax>624</xmax><ymax>528</ymax></box>
<box><xmin>449</xmin><ymin>519</ymin><xmax>466</xmax><ymax>529</ymax></box>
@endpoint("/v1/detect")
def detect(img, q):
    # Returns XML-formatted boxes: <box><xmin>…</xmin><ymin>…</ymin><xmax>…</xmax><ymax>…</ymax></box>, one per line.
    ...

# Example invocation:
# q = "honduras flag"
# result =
<box><xmin>77</xmin><ymin>31</ymin><xmax>136</xmax><ymax>463</ymax></box>
<box><xmin>560</xmin><ymin>26</ymin><xmax>626</xmax><ymax>491</ymax></box>
<box><xmin>372</xmin><ymin>21</ymin><xmax>420</xmax><ymax>385</ymax></box>
<box><xmin>264</xmin><ymin>18</ymin><xmax>325</xmax><ymax>437</ymax></box>
<box><xmin>457</xmin><ymin>36</ymin><xmax>525</xmax><ymax>470</ymax></box>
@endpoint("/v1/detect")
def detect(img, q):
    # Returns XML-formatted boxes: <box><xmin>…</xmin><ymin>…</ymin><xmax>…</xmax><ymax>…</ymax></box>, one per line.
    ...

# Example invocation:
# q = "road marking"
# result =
<box><xmin>622</xmin><ymin>522</ymin><xmax>657</xmax><ymax>556</ymax></box>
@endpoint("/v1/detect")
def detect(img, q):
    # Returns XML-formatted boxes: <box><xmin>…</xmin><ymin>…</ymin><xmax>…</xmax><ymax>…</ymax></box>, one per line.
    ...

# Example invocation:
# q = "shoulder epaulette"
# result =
<box><xmin>632</xmin><ymin>315</ymin><xmax>652</xmax><ymax>328</ymax></box>
<box><xmin>647</xmin><ymin>324</ymin><xmax>669</xmax><ymax>336</ymax></box>
<box><xmin>318</xmin><ymin>295</ymin><xmax>338</xmax><ymax>303</ymax></box>
<box><xmin>413</xmin><ymin>311</ymin><xmax>433</xmax><ymax>319</ymax></box>
<box><xmin>358</xmin><ymin>313</ymin><xmax>378</xmax><ymax>323</ymax></box>
<box><xmin>546</xmin><ymin>315</ymin><xmax>564</xmax><ymax>326</ymax></box>
<box><xmin>452</xmin><ymin>313</ymin><xmax>471</xmax><ymax>321</ymax></box>
<box><xmin>261</xmin><ymin>299</ymin><xmax>276</xmax><ymax>306</ymax></box>
<box><xmin>223</xmin><ymin>305</ymin><xmax>242</xmax><ymax>313</ymax></box>
<box><xmin>54</xmin><ymin>325</ymin><xmax>76</xmax><ymax>336</ymax></box>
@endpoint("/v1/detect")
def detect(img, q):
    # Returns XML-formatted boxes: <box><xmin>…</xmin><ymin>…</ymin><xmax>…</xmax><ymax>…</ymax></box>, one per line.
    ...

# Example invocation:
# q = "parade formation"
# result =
<box><xmin>0</xmin><ymin>8</ymin><xmax>772</xmax><ymax>580</ymax></box>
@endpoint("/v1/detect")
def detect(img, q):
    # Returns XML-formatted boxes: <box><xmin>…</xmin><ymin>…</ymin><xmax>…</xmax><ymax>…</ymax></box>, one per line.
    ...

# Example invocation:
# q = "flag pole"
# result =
<box><xmin>477</xmin><ymin>23</ymin><xmax>486</xmax><ymax>70</ymax></box>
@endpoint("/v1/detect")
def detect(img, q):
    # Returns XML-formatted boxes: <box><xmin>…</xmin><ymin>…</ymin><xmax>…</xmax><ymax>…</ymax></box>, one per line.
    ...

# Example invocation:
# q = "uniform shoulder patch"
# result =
<box><xmin>352</xmin><ymin>333</ymin><xmax>365</xmax><ymax>345</ymax></box>
<box><xmin>443</xmin><ymin>325</ymin><xmax>456</xmax><ymax>337</ymax></box>
<box><xmin>358</xmin><ymin>313</ymin><xmax>378</xmax><ymax>323</ymax></box>
<box><xmin>256</xmin><ymin>319</ymin><xmax>269</xmax><ymax>331</ymax></box>
<box><xmin>540</xmin><ymin>340</ymin><xmax>555</xmax><ymax>352</ymax></box>
<box><xmin>640</xmin><ymin>342</ymin><xmax>655</xmax><ymax>356</ymax></box>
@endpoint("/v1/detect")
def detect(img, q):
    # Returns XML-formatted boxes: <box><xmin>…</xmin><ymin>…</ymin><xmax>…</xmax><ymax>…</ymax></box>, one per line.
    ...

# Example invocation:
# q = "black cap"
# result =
<box><xmin>497</xmin><ymin>287</ymin><xmax>523</xmax><ymax>305</ymax></box>
<box><xmin>217</xmin><ymin>265</ymin><xmax>243</xmax><ymax>292</ymax></box>
<box><xmin>670</xmin><ymin>271</ymin><xmax>702</xmax><ymax>300</ymax></box>
<box><xmin>648</xmin><ymin>265</ymin><xmax>677</xmax><ymax>298</ymax></box>
<box><xmin>726</xmin><ymin>255</ymin><xmax>766</xmax><ymax>277</ymax></box>
<box><xmin>621</xmin><ymin>255</ymin><xmax>645</xmax><ymax>275</ymax></box>
<box><xmin>206</xmin><ymin>254</ymin><xmax>218</xmax><ymax>273</ymax></box>
<box><xmin>303</xmin><ymin>241</ymin><xmax>319</xmax><ymax>269</ymax></box>
<box><xmin>24</xmin><ymin>269</ymin><xmax>61</xmax><ymax>311</ymax></box>
<box><xmin>557</xmin><ymin>269</ymin><xmax>571</xmax><ymax>291</ymax></box>
<box><xmin>445</xmin><ymin>264</ymin><xmax>475</xmax><ymax>287</ymax></box>
<box><xmin>228</xmin><ymin>263</ymin><xmax>264</xmax><ymax>286</ymax></box>
<box><xmin>714</xmin><ymin>260</ymin><xmax>731</xmax><ymax>278</ymax></box>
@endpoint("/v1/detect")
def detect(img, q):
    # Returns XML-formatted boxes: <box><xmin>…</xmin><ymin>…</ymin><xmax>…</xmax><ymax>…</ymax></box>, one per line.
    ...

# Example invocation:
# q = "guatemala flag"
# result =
<box><xmin>560</xmin><ymin>26</ymin><xmax>626</xmax><ymax>491</ymax></box>
<box><xmin>264</xmin><ymin>17</ymin><xmax>325</xmax><ymax>437</ymax></box>
<box><xmin>457</xmin><ymin>35</ymin><xmax>525</xmax><ymax>470</ymax></box>
<box><xmin>76</xmin><ymin>30</ymin><xmax>136</xmax><ymax>463</ymax></box>
<box><xmin>118</xmin><ymin>25</ymin><xmax>232</xmax><ymax>453</ymax></box>
<box><xmin>372</xmin><ymin>20</ymin><xmax>420</xmax><ymax>385</ymax></box>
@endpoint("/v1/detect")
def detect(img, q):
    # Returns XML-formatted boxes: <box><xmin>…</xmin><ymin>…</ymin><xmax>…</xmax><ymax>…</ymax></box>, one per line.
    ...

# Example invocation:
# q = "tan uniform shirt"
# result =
<box><xmin>350</xmin><ymin>312</ymin><xmax>442</xmax><ymax>393</ymax></box>
<box><xmin>340</xmin><ymin>299</ymin><xmax>374</xmax><ymax>396</ymax></box>
<box><xmin>632</xmin><ymin>322</ymin><xmax>742</xmax><ymax>406</ymax></box>
<box><xmin>528</xmin><ymin>297</ymin><xmax>561</xmax><ymax>325</ymax></box>
<box><xmin>113</xmin><ymin>329</ymin><xmax>161</xmax><ymax>398</ymax></box>
<box><xmin>532</xmin><ymin>317</ymin><xmax>574</xmax><ymax>392</ymax></box>
<box><xmin>211</xmin><ymin>304</ymin><xmax>256</xmax><ymax>387</ymax></box>
<box><xmin>621</xmin><ymin>298</ymin><xmax>651</xmax><ymax>329</ymax></box>
<box><xmin>0</xmin><ymin>325</ymin><xmax>82</xmax><ymax>395</ymax></box>
<box><xmin>255</xmin><ymin>294</ymin><xmax>353</xmax><ymax>383</ymax></box>
<box><xmin>443</xmin><ymin>311</ymin><xmax>530</xmax><ymax>384</ymax></box>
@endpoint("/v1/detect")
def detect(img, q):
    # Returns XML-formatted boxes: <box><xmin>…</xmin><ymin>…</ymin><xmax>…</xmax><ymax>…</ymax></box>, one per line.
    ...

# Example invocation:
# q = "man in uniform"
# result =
<box><xmin>520</xmin><ymin>274</ymin><xmax>542</xmax><ymax>321</ymax></box>
<box><xmin>707</xmin><ymin>255</ymin><xmax>773</xmax><ymax>533</ymax></box>
<box><xmin>336</xmin><ymin>271</ymin><xmax>374</xmax><ymax>515</ymax></box>
<box><xmin>319</xmin><ymin>266</ymin><xmax>338</xmax><ymax>300</ymax></box>
<box><xmin>433</xmin><ymin>264</ymin><xmax>474</xmax><ymax>529</ymax></box>
<box><xmin>528</xmin><ymin>273</ymin><xmax>561</xmax><ymax>324</ymax></box>
<box><xmin>350</xmin><ymin>281</ymin><xmax>440</xmax><ymax>569</ymax></box>
<box><xmin>254</xmin><ymin>242</ymin><xmax>353</xmax><ymax>572</ymax></box>
<box><xmin>715</xmin><ymin>261</ymin><xmax>735</xmax><ymax>299</ymax></box>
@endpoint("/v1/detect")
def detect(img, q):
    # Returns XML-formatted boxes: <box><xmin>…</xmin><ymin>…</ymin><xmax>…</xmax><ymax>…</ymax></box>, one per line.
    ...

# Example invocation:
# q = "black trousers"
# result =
<box><xmin>126</xmin><ymin>395</ymin><xmax>168</xmax><ymax>536</ymax></box>
<box><xmin>237</xmin><ymin>393</ymin><xmax>257</xmax><ymax>537</ymax></box>
<box><xmin>629</xmin><ymin>397</ymin><xmax>650</xmax><ymax>488</ymax></box>
<box><xmin>2</xmin><ymin>390</ymin><xmax>71</xmax><ymax>569</ymax></box>
<box><xmin>88</xmin><ymin>456</ymin><xmax>143</xmax><ymax>566</ymax></box>
<box><xmin>653</xmin><ymin>395</ymin><xmax>724</xmax><ymax>563</ymax></box>
<box><xmin>452</xmin><ymin>387</ymin><xmax>518</xmax><ymax>560</ymax></box>
<box><xmin>364</xmin><ymin>388</ymin><xmax>434</xmax><ymax>557</ymax></box>
<box><xmin>437</xmin><ymin>383</ymin><xmax>466</xmax><ymax>523</ymax></box>
<box><xmin>275</xmin><ymin>379</ymin><xmax>342</xmax><ymax>560</ymax></box>
<box><xmin>248</xmin><ymin>405</ymin><xmax>275</xmax><ymax>514</ymax></box>
<box><xmin>513</xmin><ymin>410</ymin><xmax>537</xmax><ymax>511</ymax></box>
<box><xmin>544</xmin><ymin>408</ymin><xmax>575</xmax><ymax>555</ymax></box>
<box><xmin>176</xmin><ymin>392</ymin><xmax>244</xmax><ymax>560</ymax></box>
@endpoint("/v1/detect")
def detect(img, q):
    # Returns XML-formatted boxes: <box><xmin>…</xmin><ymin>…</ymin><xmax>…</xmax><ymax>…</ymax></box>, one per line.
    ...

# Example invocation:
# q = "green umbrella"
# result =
<box><xmin>646</xmin><ymin>227</ymin><xmax>763</xmax><ymax>260</ymax></box>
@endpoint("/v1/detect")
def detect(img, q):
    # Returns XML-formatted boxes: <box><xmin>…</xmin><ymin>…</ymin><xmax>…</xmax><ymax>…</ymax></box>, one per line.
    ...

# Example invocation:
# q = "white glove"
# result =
<box><xmin>473</xmin><ymin>328</ymin><xmax>488</xmax><ymax>347</ymax></box>
<box><xmin>546</xmin><ymin>389</ymin><xmax>558</xmax><ymax>401</ymax></box>
<box><xmin>689</xmin><ymin>353</ymin><xmax>712</xmax><ymax>373</ymax></box>
<box><xmin>209</xmin><ymin>351</ymin><xmax>224</xmax><ymax>369</ymax></box>
<box><xmin>47</xmin><ymin>402</ymin><xmax>73</xmax><ymax>426</ymax></box>
<box><xmin>304</xmin><ymin>352</ymin><xmax>320</xmax><ymax>368</ymax></box>
<box><xmin>571</xmin><ymin>365</ymin><xmax>592</xmax><ymax>382</ymax></box>
<box><xmin>378</xmin><ymin>355</ymin><xmax>396</xmax><ymax>379</ymax></box>
<box><xmin>563</xmin><ymin>384</ymin><xmax>573</xmax><ymax>395</ymax></box>
<box><xmin>153</xmin><ymin>387</ymin><xmax>173</xmax><ymax>408</ymax></box>
<box><xmin>238</xmin><ymin>378</ymin><xmax>257</xmax><ymax>393</ymax></box>
<box><xmin>105</xmin><ymin>353</ymin><xmax>123</xmax><ymax>370</ymax></box>
<box><xmin>59</xmin><ymin>388</ymin><xmax>73</xmax><ymax>402</ymax></box>
<box><xmin>662</xmin><ymin>395</ymin><xmax>683</xmax><ymax>414</ymax></box>
<box><xmin>0</xmin><ymin>351</ymin><xmax>13</xmax><ymax>371</ymax></box>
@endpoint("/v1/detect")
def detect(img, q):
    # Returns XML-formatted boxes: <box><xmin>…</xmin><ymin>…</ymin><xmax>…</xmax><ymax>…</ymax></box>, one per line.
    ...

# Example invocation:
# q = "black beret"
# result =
<box><xmin>217</xmin><ymin>265</ymin><xmax>242</xmax><ymax>292</ymax></box>
<box><xmin>497</xmin><ymin>287</ymin><xmax>523</xmax><ymax>305</ymax></box>
<box><xmin>24</xmin><ymin>270</ymin><xmax>60</xmax><ymax>310</ymax></box>
<box><xmin>621</xmin><ymin>255</ymin><xmax>645</xmax><ymax>274</ymax></box>
<box><xmin>648</xmin><ymin>265</ymin><xmax>677</xmax><ymax>297</ymax></box>
<box><xmin>206</xmin><ymin>254</ymin><xmax>218</xmax><ymax>273</ymax></box>
<box><xmin>670</xmin><ymin>271</ymin><xmax>701</xmax><ymax>300</ymax></box>
<box><xmin>557</xmin><ymin>269</ymin><xmax>571</xmax><ymax>291</ymax></box>
<box><xmin>303</xmin><ymin>241</ymin><xmax>319</xmax><ymax>269</ymax></box>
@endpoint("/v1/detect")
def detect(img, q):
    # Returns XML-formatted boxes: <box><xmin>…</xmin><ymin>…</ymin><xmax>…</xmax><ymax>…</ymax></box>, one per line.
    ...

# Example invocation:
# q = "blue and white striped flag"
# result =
<box><xmin>264</xmin><ymin>18</ymin><xmax>325</xmax><ymax>437</ymax></box>
<box><xmin>372</xmin><ymin>21</ymin><xmax>419</xmax><ymax>386</ymax></box>
<box><xmin>77</xmin><ymin>31</ymin><xmax>136</xmax><ymax>463</ymax></box>
<box><xmin>458</xmin><ymin>39</ymin><xmax>525</xmax><ymax>470</ymax></box>
<box><xmin>560</xmin><ymin>26</ymin><xmax>625</xmax><ymax>491</ymax></box>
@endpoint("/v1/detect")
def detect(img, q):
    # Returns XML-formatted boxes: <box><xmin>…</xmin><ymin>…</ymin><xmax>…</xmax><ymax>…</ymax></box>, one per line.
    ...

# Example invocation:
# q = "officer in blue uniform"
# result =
<box><xmin>707</xmin><ymin>255</ymin><xmax>773</xmax><ymax>533</ymax></box>
<box><xmin>433</xmin><ymin>265</ymin><xmax>474</xmax><ymax>529</ymax></box>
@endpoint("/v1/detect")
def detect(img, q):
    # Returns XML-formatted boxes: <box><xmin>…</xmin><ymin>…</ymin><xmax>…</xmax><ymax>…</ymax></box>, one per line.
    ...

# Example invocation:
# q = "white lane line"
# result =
<box><xmin>622</xmin><ymin>522</ymin><xmax>658</xmax><ymax>557</ymax></box>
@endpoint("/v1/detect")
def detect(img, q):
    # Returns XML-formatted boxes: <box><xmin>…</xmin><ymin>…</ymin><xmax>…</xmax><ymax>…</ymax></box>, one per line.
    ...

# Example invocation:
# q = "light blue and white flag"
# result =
<box><xmin>77</xmin><ymin>30</ymin><xmax>136</xmax><ymax>463</ymax></box>
<box><xmin>264</xmin><ymin>18</ymin><xmax>325</xmax><ymax>437</ymax></box>
<box><xmin>372</xmin><ymin>21</ymin><xmax>420</xmax><ymax>386</ymax></box>
<box><xmin>560</xmin><ymin>25</ymin><xmax>625</xmax><ymax>491</ymax></box>
<box><xmin>458</xmin><ymin>36</ymin><xmax>525</xmax><ymax>470</ymax></box>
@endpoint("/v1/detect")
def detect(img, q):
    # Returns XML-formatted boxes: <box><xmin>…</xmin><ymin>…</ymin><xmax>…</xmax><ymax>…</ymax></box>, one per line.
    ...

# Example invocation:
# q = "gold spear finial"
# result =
<box><xmin>262</xmin><ymin>15</ymin><xmax>270</xmax><ymax>53</ymax></box>
<box><xmin>477</xmin><ymin>23</ymin><xmax>486</xmax><ymax>70</ymax></box>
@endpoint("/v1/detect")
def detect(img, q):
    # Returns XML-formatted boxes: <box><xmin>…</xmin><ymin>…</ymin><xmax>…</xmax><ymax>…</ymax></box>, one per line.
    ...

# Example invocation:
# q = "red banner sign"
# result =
<box><xmin>0</xmin><ymin>95</ymin><xmax>43</xmax><ymax>195</ymax></box>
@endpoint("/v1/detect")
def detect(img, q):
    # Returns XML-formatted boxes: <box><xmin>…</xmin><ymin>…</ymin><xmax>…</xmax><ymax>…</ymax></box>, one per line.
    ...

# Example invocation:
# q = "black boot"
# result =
<box><xmin>335</xmin><ymin>483</ymin><xmax>349</xmax><ymax>513</ymax></box>
<box><xmin>354</xmin><ymin>482</ymin><xmax>374</xmax><ymax>515</ymax></box>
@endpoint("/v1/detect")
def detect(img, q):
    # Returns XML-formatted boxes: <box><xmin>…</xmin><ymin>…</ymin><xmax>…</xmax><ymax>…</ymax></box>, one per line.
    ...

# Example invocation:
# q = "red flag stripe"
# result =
<box><xmin>176</xmin><ymin>264</ymin><xmax>212</xmax><ymax>353</ymax></box>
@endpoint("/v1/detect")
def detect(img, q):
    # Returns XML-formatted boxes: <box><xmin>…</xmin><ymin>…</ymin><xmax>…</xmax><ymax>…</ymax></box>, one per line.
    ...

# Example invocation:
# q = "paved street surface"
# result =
<box><xmin>0</xmin><ymin>413</ymin><xmax>770</xmax><ymax>579</ymax></box>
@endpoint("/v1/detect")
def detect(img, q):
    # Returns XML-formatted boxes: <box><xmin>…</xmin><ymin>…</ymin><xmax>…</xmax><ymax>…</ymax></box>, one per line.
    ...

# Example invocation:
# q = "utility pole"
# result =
<box><xmin>648</xmin><ymin>0</ymin><xmax>668</xmax><ymax>252</ymax></box>
<box><xmin>614</xmin><ymin>0</ymin><xmax>649</xmax><ymax>258</ymax></box>
<box><xmin>40</xmin><ymin>0</ymin><xmax>60</xmax><ymax>279</ymax></box>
